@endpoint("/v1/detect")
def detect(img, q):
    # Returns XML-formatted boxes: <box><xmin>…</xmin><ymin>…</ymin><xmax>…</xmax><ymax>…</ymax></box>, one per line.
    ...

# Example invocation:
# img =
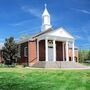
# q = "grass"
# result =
<box><xmin>82</xmin><ymin>63</ymin><xmax>90</xmax><ymax>66</ymax></box>
<box><xmin>0</xmin><ymin>68</ymin><xmax>90</xmax><ymax>90</ymax></box>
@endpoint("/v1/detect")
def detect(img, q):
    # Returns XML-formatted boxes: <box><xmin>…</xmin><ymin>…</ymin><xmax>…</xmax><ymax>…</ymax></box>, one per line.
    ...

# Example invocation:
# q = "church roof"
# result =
<box><xmin>17</xmin><ymin>28</ymin><xmax>53</xmax><ymax>44</ymax></box>
<box><xmin>33</xmin><ymin>28</ymin><xmax>53</xmax><ymax>38</ymax></box>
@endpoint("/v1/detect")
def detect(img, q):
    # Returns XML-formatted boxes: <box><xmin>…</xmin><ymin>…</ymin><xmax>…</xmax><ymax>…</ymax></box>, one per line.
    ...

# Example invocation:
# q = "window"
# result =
<box><xmin>24</xmin><ymin>47</ymin><xmax>28</xmax><ymax>57</ymax></box>
<box><xmin>48</xmin><ymin>40</ymin><xmax>53</xmax><ymax>44</ymax></box>
<box><xmin>48</xmin><ymin>46</ymin><xmax>53</xmax><ymax>48</ymax></box>
<box><xmin>75</xmin><ymin>49</ymin><xmax>78</xmax><ymax>51</ymax></box>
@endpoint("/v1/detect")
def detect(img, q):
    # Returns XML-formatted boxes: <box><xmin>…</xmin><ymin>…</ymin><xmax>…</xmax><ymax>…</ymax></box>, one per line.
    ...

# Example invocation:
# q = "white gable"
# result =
<box><xmin>47</xmin><ymin>27</ymin><xmax>74</xmax><ymax>39</ymax></box>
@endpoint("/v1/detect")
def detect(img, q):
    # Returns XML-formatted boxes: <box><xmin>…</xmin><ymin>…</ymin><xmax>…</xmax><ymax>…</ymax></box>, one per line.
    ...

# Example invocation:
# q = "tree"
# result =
<box><xmin>79</xmin><ymin>50</ymin><xmax>90</xmax><ymax>63</ymax></box>
<box><xmin>2</xmin><ymin>37</ymin><xmax>17</xmax><ymax>65</ymax></box>
<box><xmin>79</xmin><ymin>50</ymin><xmax>85</xmax><ymax>63</ymax></box>
<box><xmin>87</xmin><ymin>50</ymin><xmax>90</xmax><ymax>60</ymax></box>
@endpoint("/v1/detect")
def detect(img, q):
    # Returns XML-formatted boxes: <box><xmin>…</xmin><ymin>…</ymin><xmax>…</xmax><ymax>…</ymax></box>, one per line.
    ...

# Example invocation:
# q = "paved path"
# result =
<box><xmin>31</xmin><ymin>61</ymin><xmax>90</xmax><ymax>69</ymax></box>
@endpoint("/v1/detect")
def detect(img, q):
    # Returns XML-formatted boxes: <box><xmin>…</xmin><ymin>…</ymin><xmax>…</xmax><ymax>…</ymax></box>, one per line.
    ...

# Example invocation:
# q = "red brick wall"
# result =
<box><xmin>69</xmin><ymin>48</ymin><xmax>78</xmax><ymax>62</ymax></box>
<box><xmin>19</xmin><ymin>40</ymin><xmax>78</xmax><ymax>64</ymax></box>
<box><xmin>39</xmin><ymin>40</ymin><xmax>45</xmax><ymax>61</ymax></box>
<box><xmin>19</xmin><ymin>42</ymin><xmax>28</xmax><ymax>64</ymax></box>
<box><xmin>28</xmin><ymin>40</ymin><xmax>37</xmax><ymax>64</ymax></box>
<box><xmin>63</xmin><ymin>44</ymin><xmax>78</xmax><ymax>62</ymax></box>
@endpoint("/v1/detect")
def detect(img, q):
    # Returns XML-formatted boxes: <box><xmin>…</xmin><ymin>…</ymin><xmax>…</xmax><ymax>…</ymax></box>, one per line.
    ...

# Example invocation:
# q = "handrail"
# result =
<box><xmin>30</xmin><ymin>57</ymin><xmax>37</xmax><ymax>63</ymax></box>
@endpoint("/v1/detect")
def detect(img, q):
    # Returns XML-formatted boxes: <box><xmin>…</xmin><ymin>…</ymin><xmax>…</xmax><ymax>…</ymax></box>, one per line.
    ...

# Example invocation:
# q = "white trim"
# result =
<box><xmin>38</xmin><ymin>35</ymin><xmax>74</xmax><ymax>42</ymax></box>
<box><xmin>37</xmin><ymin>39</ymin><xmax>39</xmax><ymax>61</ymax></box>
<box><xmin>66</xmin><ymin>41</ymin><xmax>69</xmax><ymax>61</ymax></box>
<box><xmin>72</xmin><ymin>41</ymin><xmax>75</xmax><ymax>62</ymax></box>
<box><xmin>47</xmin><ymin>27</ymin><xmax>74</xmax><ymax>40</ymax></box>
<box><xmin>53</xmin><ymin>40</ymin><xmax>56</xmax><ymax>62</ymax></box>
<box><xmin>45</xmin><ymin>39</ymin><xmax>48</xmax><ymax>61</ymax></box>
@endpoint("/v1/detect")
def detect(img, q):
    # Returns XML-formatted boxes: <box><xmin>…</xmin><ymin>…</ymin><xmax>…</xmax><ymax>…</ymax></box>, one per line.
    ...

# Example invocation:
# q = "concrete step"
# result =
<box><xmin>31</xmin><ymin>61</ymin><xmax>88</xmax><ymax>68</ymax></box>
<box><xmin>31</xmin><ymin>61</ymin><xmax>59</xmax><ymax>68</ymax></box>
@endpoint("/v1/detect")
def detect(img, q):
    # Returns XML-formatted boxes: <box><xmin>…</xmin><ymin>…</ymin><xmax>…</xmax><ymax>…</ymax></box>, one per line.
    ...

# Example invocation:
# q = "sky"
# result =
<box><xmin>0</xmin><ymin>0</ymin><xmax>90</xmax><ymax>49</ymax></box>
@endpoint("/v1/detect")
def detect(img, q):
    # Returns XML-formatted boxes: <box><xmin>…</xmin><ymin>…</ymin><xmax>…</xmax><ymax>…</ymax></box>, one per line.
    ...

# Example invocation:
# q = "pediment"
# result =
<box><xmin>47</xmin><ymin>27</ymin><xmax>74</xmax><ymax>39</ymax></box>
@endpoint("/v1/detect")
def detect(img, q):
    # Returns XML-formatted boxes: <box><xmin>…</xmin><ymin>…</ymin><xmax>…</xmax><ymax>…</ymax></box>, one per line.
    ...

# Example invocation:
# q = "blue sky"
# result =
<box><xmin>0</xmin><ymin>0</ymin><xmax>90</xmax><ymax>49</ymax></box>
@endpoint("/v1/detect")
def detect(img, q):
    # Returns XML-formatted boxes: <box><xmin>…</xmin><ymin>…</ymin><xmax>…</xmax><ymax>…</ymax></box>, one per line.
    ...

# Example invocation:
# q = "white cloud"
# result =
<box><xmin>80</xmin><ymin>10</ymin><xmax>90</xmax><ymax>14</ymax></box>
<box><xmin>71</xmin><ymin>8</ymin><xmax>90</xmax><ymax>15</ymax></box>
<box><xmin>74</xmin><ymin>35</ymin><xmax>83</xmax><ymax>40</ymax></box>
<box><xmin>0</xmin><ymin>42</ymin><xmax>4</xmax><ymax>49</ymax></box>
<box><xmin>19</xmin><ymin>26</ymin><xmax>40</xmax><ymax>34</ymax></box>
<box><xmin>21</xmin><ymin>6</ymin><xmax>41</xmax><ymax>18</ymax></box>
<box><xmin>9</xmin><ymin>20</ymin><xmax>33</xmax><ymax>26</ymax></box>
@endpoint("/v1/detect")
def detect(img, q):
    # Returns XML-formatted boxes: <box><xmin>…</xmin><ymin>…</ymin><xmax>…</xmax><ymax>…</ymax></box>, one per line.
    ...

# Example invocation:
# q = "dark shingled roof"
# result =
<box><xmin>17</xmin><ymin>28</ymin><xmax>53</xmax><ymax>44</ymax></box>
<box><xmin>32</xmin><ymin>28</ymin><xmax>53</xmax><ymax>38</ymax></box>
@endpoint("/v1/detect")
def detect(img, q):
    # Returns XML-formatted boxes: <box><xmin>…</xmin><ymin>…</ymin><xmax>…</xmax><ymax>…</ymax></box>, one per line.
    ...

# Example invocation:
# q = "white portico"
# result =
<box><xmin>36</xmin><ymin>28</ymin><xmax>75</xmax><ymax>62</ymax></box>
<box><xmin>35</xmin><ymin>4</ymin><xmax>75</xmax><ymax>62</ymax></box>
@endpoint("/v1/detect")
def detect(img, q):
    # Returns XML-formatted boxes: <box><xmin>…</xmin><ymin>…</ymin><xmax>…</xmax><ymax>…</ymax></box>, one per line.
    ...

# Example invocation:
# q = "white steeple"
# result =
<box><xmin>42</xmin><ymin>4</ymin><xmax>52</xmax><ymax>31</ymax></box>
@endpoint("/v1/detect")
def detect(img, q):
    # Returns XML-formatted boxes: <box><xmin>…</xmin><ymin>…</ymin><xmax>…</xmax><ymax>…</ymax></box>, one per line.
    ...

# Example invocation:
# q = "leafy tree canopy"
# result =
<box><xmin>2</xmin><ymin>37</ymin><xmax>17</xmax><ymax>65</ymax></box>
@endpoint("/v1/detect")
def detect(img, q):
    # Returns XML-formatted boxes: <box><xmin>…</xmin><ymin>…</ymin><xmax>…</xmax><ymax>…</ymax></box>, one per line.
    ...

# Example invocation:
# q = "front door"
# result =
<box><xmin>48</xmin><ymin>46</ymin><xmax>53</xmax><ymax>61</ymax></box>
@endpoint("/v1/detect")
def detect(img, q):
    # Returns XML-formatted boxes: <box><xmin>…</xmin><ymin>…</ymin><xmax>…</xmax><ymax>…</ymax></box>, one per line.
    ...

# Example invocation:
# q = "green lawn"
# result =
<box><xmin>0</xmin><ymin>68</ymin><xmax>90</xmax><ymax>90</ymax></box>
<box><xmin>82</xmin><ymin>63</ymin><xmax>90</xmax><ymax>66</ymax></box>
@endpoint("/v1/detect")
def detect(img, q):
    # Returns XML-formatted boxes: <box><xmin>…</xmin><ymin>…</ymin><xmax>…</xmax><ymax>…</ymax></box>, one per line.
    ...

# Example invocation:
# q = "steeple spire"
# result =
<box><xmin>45</xmin><ymin>3</ymin><xmax>47</xmax><ymax>9</ymax></box>
<box><xmin>42</xmin><ymin>4</ymin><xmax>50</xmax><ymax>16</ymax></box>
<box><xmin>42</xmin><ymin>4</ymin><xmax>52</xmax><ymax>31</ymax></box>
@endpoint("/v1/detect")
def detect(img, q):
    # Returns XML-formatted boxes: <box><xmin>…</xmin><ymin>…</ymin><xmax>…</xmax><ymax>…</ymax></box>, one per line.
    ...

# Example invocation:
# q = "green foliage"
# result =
<box><xmin>79</xmin><ymin>50</ymin><xmax>90</xmax><ymax>63</ymax></box>
<box><xmin>87</xmin><ymin>51</ymin><xmax>90</xmax><ymax>59</ymax></box>
<box><xmin>0</xmin><ymin>68</ymin><xmax>90</xmax><ymax>90</ymax></box>
<box><xmin>2</xmin><ymin>37</ymin><xmax>18</xmax><ymax>65</ymax></box>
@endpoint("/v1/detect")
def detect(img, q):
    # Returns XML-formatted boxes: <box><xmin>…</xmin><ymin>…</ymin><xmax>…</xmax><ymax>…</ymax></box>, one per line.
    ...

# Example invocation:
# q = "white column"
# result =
<box><xmin>72</xmin><ymin>41</ymin><xmax>75</xmax><ymax>62</ymax></box>
<box><xmin>37</xmin><ymin>39</ymin><xmax>39</xmax><ymax>61</ymax></box>
<box><xmin>62</xmin><ymin>42</ymin><xmax>65</xmax><ymax>61</ymax></box>
<box><xmin>66</xmin><ymin>41</ymin><xmax>69</xmax><ymax>61</ymax></box>
<box><xmin>53</xmin><ymin>40</ymin><xmax>56</xmax><ymax>62</ymax></box>
<box><xmin>45</xmin><ymin>39</ymin><xmax>48</xmax><ymax>61</ymax></box>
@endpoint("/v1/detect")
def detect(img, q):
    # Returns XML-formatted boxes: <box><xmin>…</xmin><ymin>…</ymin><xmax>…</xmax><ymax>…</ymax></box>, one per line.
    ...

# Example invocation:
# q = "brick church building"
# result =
<box><xmin>18</xmin><ymin>4</ymin><xmax>78</xmax><ymax>67</ymax></box>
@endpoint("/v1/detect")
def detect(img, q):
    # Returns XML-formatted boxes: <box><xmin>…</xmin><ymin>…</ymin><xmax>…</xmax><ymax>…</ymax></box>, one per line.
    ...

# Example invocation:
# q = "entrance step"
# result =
<box><xmin>31</xmin><ymin>61</ymin><xmax>59</xmax><ymax>68</ymax></box>
<box><xmin>31</xmin><ymin>61</ymin><xmax>88</xmax><ymax>68</ymax></box>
